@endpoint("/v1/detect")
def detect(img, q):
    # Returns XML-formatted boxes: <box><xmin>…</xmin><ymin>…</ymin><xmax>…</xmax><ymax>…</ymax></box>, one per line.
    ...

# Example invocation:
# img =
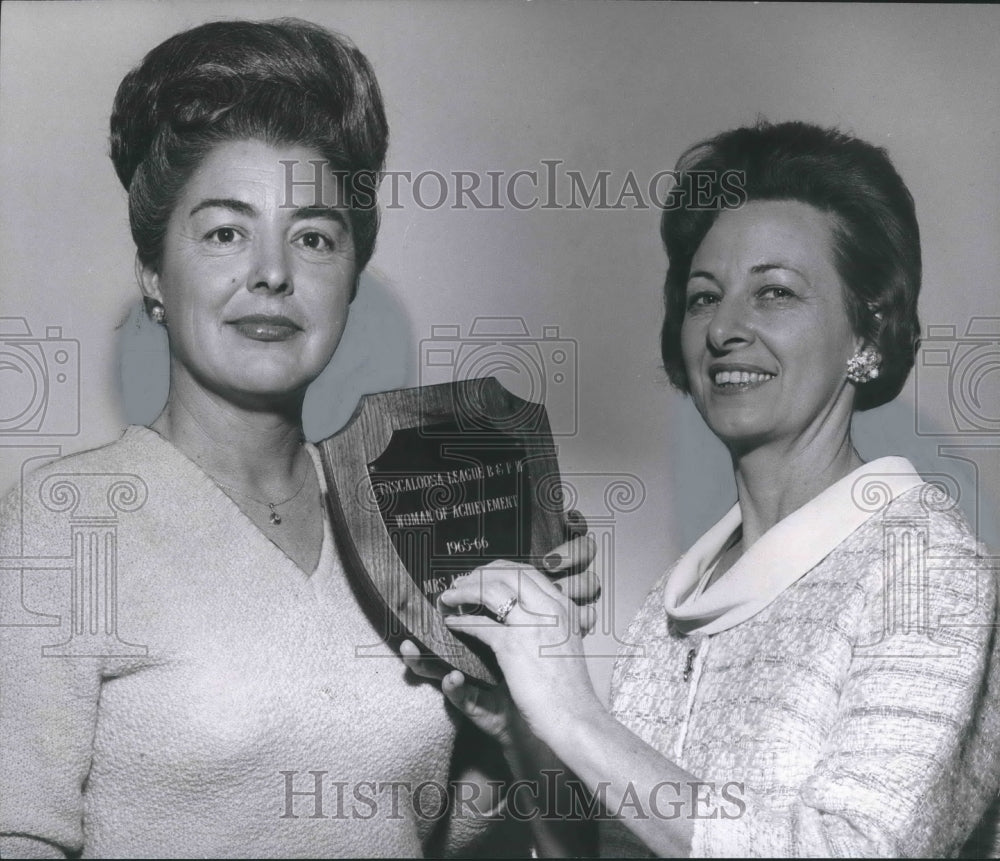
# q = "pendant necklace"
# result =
<box><xmin>216</xmin><ymin>460</ymin><xmax>310</xmax><ymax>525</ymax></box>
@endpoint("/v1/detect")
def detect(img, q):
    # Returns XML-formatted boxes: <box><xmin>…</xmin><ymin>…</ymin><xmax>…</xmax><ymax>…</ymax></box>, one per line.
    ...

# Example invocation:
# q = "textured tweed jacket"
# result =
<box><xmin>605</xmin><ymin>458</ymin><xmax>1000</xmax><ymax>857</ymax></box>
<box><xmin>0</xmin><ymin>427</ymin><xmax>519</xmax><ymax>858</ymax></box>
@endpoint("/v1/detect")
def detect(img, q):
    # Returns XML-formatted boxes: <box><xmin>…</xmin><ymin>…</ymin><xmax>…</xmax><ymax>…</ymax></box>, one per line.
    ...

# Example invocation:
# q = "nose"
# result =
<box><xmin>706</xmin><ymin>294</ymin><xmax>754</xmax><ymax>353</ymax></box>
<box><xmin>248</xmin><ymin>235</ymin><xmax>292</xmax><ymax>295</ymax></box>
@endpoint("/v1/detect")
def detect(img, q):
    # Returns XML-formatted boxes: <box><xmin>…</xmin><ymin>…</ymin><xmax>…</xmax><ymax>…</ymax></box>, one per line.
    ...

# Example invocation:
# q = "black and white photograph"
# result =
<box><xmin>1</xmin><ymin>1</ymin><xmax>998</xmax><ymax>856</ymax></box>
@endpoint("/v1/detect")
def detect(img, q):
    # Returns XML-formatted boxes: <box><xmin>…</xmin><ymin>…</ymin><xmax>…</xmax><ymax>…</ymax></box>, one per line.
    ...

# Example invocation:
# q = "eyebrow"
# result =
<box><xmin>289</xmin><ymin>205</ymin><xmax>349</xmax><ymax>231</ymax></box>
<box><xmin>189</xmin><ymin>198</ymin><xmax>256</xmax><ymax>218</ymax></box>
<box><xmin>687</xmin><ymin>269</ymin><xmax>720</xmax><ymax>286</ymax></box>
<box><xmin>750</xmin><ymin>263</ymin><xmax>807</xmax><ymax>280</ymax></box>
<box><xmin>686</xmin><ymin>263</ymin><xmax>808</xmax><ymax>287</ymax></box>
<box><xmin>188</xmin><ymin>200</ymin><xmax>349</xmax><ymax>231</ymax></box>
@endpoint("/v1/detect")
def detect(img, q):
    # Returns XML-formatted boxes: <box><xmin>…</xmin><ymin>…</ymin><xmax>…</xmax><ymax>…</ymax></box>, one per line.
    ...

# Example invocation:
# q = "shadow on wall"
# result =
<box><xmin>115</xmin><ymin>270</ymin><xmax>416</xmax><ymax>442</ymax></box>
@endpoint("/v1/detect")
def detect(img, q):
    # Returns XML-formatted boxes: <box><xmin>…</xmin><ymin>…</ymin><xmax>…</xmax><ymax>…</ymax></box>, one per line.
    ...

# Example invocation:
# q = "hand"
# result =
<box><xmin>438</xmin><ymin>561</ymin><xmax>604</xmax><ymax>746</ymax></box>
<box><xmin>399</xmin><ymin>640</ymin><xmax>524</xmax><ymax>746</ymax></box>
<box><xmin>399</xmin><ymin>508</ymin><xmax>599</xmax><ymax>744</ymax></box>
<box><xmin>542</xmin><ymin>509</ymin><xmax>600</xmax><ymax>635</ymax></box>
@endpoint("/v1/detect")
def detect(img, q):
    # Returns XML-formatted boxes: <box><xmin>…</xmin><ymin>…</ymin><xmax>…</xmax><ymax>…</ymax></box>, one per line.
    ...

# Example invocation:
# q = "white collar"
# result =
<box><xmin>663</xmin><ymin>457</ymin><xmax>925</xmax><ymax>636</ymax></box>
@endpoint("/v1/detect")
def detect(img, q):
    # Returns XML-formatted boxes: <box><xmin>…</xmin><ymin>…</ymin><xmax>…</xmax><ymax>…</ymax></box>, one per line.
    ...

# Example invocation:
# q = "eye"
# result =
<box><xmin>686</xmin><ymin>291</ymin><xmax>720</xmax><ymax>311</ymax></box>
<box><xmin>205</xmin><ymin>226</ymin><xmax>242</xmax><ymax>245</ymax></box>
<box><xmin>758</xmin><ymin>285</ymin><xmax>795</xmax><ymax>300</ymax></box>
<box><xmin>294</xmin><ymin>230</ymin><xmax>335</xmax><ymax>252</ymax></box>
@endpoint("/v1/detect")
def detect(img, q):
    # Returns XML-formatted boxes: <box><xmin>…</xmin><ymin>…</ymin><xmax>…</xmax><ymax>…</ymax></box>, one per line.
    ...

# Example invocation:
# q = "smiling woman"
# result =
<box><xmin>136</xmin><ymin>139</ymin><xmax>359</xmax><ymax>572</ymax></box>
<box><xmin>139</xmin><ymin>141</ymin><xmax>356</xmax><ymax>414</ymax></box>
<box><xmin>681</xmin><ymin>199</ymin><xmax>864</xmax><ymax>456</ymax></box>
<box><xmin>429</xmin><ymin>120</ymin><xmax>1000</xmax><ymax>858</ymax></box>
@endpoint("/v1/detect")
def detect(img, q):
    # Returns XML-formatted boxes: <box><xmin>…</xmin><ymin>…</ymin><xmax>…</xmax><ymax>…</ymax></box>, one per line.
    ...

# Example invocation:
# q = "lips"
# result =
<box><xmin>228</xmin><ymin>314</ymin><xmax>302</xmax><ymax>342</ymax></box>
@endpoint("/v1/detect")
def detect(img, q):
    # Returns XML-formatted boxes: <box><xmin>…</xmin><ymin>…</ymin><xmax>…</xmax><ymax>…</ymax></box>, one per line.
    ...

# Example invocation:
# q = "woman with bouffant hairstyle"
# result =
<box><xmin>659</xmin><ymin>121</ymin><xmax>922</xmax><ymax>412</ymax></box>
<box><xmin>110</xmin><ymin>19</ymin><xmax>387</xmax><ymax>278</ymax></box>
<box><xmin>0</xmin><ymin>18</ymin><xmax>594</xmax><ymax>858</ymax></box>
<box><xmin>432</xmin><ymin>121</ymin><xmax>1000</xmax><ymax>858</ymax></box>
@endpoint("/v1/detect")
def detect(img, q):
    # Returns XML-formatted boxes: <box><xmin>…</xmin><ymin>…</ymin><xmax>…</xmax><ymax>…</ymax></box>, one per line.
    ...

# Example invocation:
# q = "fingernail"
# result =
<box><xmin>544</xmin><ymin>551</ymin><xmax>563</xmax><ymax>571</ymax></box>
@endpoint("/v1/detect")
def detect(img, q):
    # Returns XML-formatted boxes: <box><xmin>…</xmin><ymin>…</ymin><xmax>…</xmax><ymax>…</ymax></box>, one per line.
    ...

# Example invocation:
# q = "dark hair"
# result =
<box><xmin>659</xmin><ymin>120</ymin><xmax>921</xmax><ymax>411</ymax></box>
<box><xmin>110</xmin><ymin>18</ymin><xmax>388</xmax><ymax>277</ymax></box>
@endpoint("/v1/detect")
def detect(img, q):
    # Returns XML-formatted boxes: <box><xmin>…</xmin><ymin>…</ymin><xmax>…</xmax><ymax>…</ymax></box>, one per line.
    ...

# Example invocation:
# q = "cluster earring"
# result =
<box><xmin>148</xmin><ymin>300</ymin><xmax>166</xmax><ymax>325</ymax></box>
<box><xmin>846</xmin><ymin>347</ymin><xmax>881</xmax><ymax>383</ymax></box>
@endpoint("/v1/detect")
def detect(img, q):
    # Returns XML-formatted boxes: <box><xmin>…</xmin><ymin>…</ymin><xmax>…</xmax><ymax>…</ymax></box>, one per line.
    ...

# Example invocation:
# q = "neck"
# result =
<box><xmin>730</xmin><ymin>421</ymin><xmax>862</xmax><ymax>550</ymax></box>
<box><xmin>151</xmin><ymin>378</ymin><xmax>307</xmax><ymax>495</ymax></box>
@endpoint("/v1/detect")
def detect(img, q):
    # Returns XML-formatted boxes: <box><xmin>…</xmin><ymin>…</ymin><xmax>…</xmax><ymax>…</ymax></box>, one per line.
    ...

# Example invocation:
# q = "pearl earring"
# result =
<box><xmin>149</xmin><ymin>301</ymin><xmax>166</xmax><ymax>325</ymax></box>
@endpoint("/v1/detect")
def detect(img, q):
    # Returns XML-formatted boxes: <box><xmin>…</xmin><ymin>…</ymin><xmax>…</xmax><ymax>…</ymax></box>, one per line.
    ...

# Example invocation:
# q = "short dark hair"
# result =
<box><xmin>659</xmin><ymin>120</ymin><xmax>922</xmax><ymax>411</ymax></box>
<box><xmin>110</xmin><ymin>18</ymin><xmax>388</xmax><ymax>276</ymax></box>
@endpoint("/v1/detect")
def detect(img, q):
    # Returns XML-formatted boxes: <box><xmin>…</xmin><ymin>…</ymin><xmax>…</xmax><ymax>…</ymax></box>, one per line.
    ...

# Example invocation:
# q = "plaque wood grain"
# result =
<box><xmin>317</xmin><ymin>377</ymin><xmax>566</xmax><ymax>687</ymax></box>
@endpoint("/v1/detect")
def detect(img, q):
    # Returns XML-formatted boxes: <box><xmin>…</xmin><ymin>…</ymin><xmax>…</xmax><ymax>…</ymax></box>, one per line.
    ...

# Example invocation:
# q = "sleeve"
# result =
<box><xmin>0</xmin><ymin>482</ymin><xmax>103</xmax><ymax>857</ymax></box>
<box><xmin>692</xmin><ymin>512</ymin><xmax>1000</xmax><ymax>858</ymax></box>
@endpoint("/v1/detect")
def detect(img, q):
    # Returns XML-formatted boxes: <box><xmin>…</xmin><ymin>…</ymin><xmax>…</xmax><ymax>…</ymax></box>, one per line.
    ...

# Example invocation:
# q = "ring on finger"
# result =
<box><xmin>494</xmin><ymin>596</ymin><xmax>518</xmax><ymax>624</ymax></box>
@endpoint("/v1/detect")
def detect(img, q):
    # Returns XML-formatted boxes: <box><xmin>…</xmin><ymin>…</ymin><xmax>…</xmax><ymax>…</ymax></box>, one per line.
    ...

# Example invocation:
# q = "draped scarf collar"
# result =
<box><xmin>663</xmin><ymin>457</ymin><xmax>925</xmax><ymax>636</ymax></box>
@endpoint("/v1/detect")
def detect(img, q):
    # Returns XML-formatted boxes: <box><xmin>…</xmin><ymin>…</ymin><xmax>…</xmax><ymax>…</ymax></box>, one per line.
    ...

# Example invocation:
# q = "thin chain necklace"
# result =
<box><xmin>215</xmin><ymin>458</ymin><xmax>310</xmax><ymax>525</ymax></box>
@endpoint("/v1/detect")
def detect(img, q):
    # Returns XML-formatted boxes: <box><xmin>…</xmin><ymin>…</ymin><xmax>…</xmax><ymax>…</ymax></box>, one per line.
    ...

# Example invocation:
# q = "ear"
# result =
<box><xmin>135</xmin><ymin>253</ymin><xmax>163</xmax><ymax>304</ymax></box>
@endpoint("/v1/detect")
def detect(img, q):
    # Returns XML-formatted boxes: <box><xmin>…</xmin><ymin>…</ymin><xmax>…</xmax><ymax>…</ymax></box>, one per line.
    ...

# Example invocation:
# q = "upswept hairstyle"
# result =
<box><xmin>110</xmin><ymin>18</ymin><xmax>388</xmax><ymax>276</ymax></box>
<box><xmin>660</xmin><ymin>120</ymin><xmax>922</xmax><ymax>411</ymax></box>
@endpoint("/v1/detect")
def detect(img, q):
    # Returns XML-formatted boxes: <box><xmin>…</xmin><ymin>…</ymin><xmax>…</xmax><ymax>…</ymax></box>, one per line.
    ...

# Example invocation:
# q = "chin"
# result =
<box><xmin>703</xmin><ymin>416</ymin><xmax>773</xmax><ymax>452</ymax></box>
<box><xmin>213</xmin><ymin>370</ymin><xmax>313</xmax><ymax>407</ymax></box>
<box><xmin>231</xmin><ymin>358</ymin><xmax>322</xmax><ymax>392</ymax></box>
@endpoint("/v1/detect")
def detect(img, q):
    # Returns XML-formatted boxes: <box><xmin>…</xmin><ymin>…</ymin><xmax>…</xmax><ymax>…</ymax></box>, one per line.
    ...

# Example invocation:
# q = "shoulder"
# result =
<box><xmin>842</xmin><ymin>483</ymin><xmax>998</xmax><ymax>630</ymax></box>
<box><xmin>0</xmin><ymin>427</ymin><xmax>158</xmax><ymax>530</ymax></box>
<box><xmin>844</xmin><ymin>482</ymin><xmax>993</xmax><ymax>591</ymax></box>
<box><xmin>840</xmin><ymin>480</ymin><xmax>989</xmax><ymax>563</ymax></box>
<box><xmin>6</xmin><ymin>426</ymin><xmax>151</xmax><ymax>486</ymax></box>
<box><xmin>883</xmin><ymin>482</ymin><xmax>989</xmax><ymax>553</ymax></box>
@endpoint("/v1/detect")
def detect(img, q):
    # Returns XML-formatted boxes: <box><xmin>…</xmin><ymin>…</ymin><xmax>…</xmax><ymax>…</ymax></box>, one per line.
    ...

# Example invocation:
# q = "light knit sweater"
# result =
<box><xmin>0</xmin><ymin>426</ymin><xmax>522</xmax><ymax>858</ymax></box>
<box><xmin>604</xmin><ymin>457</ymin><xmax>1000</xmax><ymax>858</ymax></box>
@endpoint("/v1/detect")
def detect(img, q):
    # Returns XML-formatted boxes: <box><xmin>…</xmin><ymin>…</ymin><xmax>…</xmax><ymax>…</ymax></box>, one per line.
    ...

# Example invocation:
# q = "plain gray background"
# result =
<box><xmin>1</xmin><ymin>0</ymin><xmax>998</xmax><ymax>697</ymax></box>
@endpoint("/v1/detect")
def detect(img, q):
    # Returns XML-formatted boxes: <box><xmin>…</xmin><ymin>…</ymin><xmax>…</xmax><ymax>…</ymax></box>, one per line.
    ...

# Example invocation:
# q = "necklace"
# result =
<box><xmin>215</xmin><ymin>460</ymin><xmax>311</xmax><ymax>525</ymax></box>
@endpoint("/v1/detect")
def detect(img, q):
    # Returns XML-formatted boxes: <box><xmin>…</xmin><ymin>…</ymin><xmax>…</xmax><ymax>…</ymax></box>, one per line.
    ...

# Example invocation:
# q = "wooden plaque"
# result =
<box><xmin>316</xmin><ymin>377</ymin><xmax>566</xmax><ymax>687</ymax></box>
